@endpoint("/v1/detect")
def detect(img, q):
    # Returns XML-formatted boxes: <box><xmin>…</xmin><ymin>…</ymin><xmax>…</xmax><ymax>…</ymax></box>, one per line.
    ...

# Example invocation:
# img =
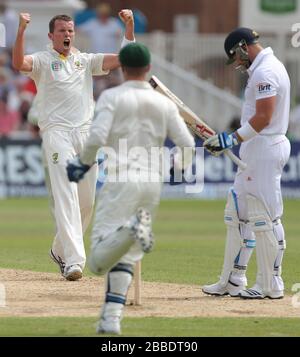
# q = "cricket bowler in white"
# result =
<box><xmin>203</xmin><ymin>28</ymin><xmax>291</xmax><ymax>299</ymax></box>
<box><xmin>12</xmin><ymin>10</ymin><xmax>135</xmax><ymax>281</ymax></box>
<box><xmin>67</xmin><ymin>43</ymin><xmax>195</xmax><ymax>334</ymax></box>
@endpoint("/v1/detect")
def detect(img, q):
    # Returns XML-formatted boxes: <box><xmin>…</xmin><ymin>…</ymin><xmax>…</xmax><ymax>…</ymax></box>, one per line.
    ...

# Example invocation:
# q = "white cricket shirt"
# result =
<box><xmin>241</xmin><ymin>47</ymin><xmax>290</xmax><ymax>135</ymax></box>
<box><xmin>80</xmin><ymin>80</ymin><xmax>195</xmax><ymax>171</ymax></box>
<box><xmin>26</xmin><ymin>45</ymin><xmax>109</xmax><ymax>132</ymax></box>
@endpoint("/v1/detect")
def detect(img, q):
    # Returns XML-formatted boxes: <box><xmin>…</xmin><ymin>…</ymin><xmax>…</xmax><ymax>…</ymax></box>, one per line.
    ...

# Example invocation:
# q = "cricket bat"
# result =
<box><xmin>149</xmin><ymin>75</ymin><xmax>247</xmax><ymax>170</ymax></box>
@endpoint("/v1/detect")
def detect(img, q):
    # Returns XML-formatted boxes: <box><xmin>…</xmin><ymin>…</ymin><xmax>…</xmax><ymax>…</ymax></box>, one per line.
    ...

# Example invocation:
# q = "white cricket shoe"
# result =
<box><xmin>49</xmin><ymin>249</ymin><xmax>65</xmax><ymax>276</ymax></box>
<box><xmin>64</xmin><ymin>264</ymin><xmax>83</xmax><ymax>281</ymax></box>
<box><xmin>239</xmin><ymin>285</ymin><xmax>284</xmax><ymax>300</ymax></box>
<box><xmin>132</xmin><ymin>208</ymin><xmax>154</xmax><ymax>253</ymax></box>
<box><xmin>202</xmin><ymin>280</ymin><xmax>245</xmax><ymax>297</ymax></box>
<box><xmin>266</xmin><ymin>291</ymin><xmax>284</xmax><ymax>299</ymax></box>
<box><xmin>96</xmin><ymin>316</ymin><xmax>121</xmax><ymax>335</ymax></box>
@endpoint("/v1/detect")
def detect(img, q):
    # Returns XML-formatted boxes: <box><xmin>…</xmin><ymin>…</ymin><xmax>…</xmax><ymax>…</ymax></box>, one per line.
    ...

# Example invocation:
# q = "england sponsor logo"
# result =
<box><xmin>257</xmin><ymin>83</ymin><xmax>272</xmax><ymax>93</ymax></box>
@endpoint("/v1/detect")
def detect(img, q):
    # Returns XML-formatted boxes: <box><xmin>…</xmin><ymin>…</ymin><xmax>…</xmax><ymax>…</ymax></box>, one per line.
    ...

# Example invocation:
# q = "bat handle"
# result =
<box><xmin>224</xmin><ymin>150</ymin><xmax>247</xmax><ymax>170</ymax></box>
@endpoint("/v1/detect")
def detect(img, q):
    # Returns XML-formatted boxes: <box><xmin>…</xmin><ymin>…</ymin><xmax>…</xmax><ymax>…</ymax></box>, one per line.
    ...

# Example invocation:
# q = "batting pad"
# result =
<box><xmin>273</xmin><ymin>222</ymin><xmax>286</xmax><ymax>277</ymax></box>
<box><xmin>247</xmin><ymin>194</ymin><xmax>282</xmax><ymax>294</ymax></box>
<box><xmin>219</xmin><ymin>189</ymin><xmax>247</xmax><ymax>286</ymax></box>
<box><xmin>246</xmin><ymin>194</ymin><xmax>273</xmax><ymax>232</ymax></box>
<box><xmin>105</xmin><ymin>264</ymin><xmax>133</xmax><ymax>305</ymax></box>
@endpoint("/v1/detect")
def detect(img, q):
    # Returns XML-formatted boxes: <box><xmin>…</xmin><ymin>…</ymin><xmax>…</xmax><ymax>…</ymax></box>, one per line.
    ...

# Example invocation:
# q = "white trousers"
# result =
<box><xmin>234</xmin><ymin>135</ymin><xmax>290</xmax><ymax>221</ymax></box>
<box><xmin>42</xmin><ymin>129</ymin><xmax>98</xmax><ymax>269</ymax></box>
<box><xmin>91</xmin><ymin>180</ymin><xmax>161</xmax><ymax>265</ymax></box>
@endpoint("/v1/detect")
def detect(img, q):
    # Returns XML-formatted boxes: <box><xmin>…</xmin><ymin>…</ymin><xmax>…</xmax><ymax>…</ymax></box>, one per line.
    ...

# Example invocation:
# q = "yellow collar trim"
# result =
<box><xmin>59</xmin><ymin>54</ymin><xmax>67</xmax><ymax>61</ymax></box>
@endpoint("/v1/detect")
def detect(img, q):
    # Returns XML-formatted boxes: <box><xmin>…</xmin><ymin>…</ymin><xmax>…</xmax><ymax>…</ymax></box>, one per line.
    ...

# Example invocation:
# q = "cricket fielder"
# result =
<box><xmin>67</xmin><ymin>43</ymin><xmax>195</xmax><ymax>334</ymax></box>
<box><xmin>203</xmin><ymin>28</ymin><xmax>291</xmax><ymax>299</ymax></box>
<box><xmin>12</xmin><ymin>10</ymin><xmax>135</xmax><ymax>280</ymax></box>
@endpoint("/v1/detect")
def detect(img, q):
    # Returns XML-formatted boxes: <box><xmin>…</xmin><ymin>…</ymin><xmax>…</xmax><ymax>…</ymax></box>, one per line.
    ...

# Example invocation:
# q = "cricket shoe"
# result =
<box><xmin>239</xmin><ymin>285</ymin><xmax>284</xmax><ymax>300</ymax></box>
<box><xmin>64</xmin><ymin>264</ymin><xmax>83</xmax><ymax>281</ymax></box>
<box><xmin>49</xmin><ymin>249</ymin><xmax>65</xmax><ymax>276</ymax></box>
<box><xmin>202</xmin><ymin>280</ymin><xmax>245</xmax><ymax>297</ymax></box>
<box><xmin>96</xmin><ymin>316</ymin><xmax>121</xmax><ymax>335</ymax></box>
<box><xmin>132</xmin><ymin>208</ymin><xmax>154</xmax><ymax>253</ymax></box>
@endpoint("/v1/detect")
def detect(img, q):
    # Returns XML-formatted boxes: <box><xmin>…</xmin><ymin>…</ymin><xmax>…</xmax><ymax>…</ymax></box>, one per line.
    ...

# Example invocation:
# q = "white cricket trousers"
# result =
<box><xmin>234</xmin><ymin>135</ymin><xmax>291</xmax><ymax>220</ymax></box>
<box><xmin>42</xmin><ymin>129</ymin><xmax>98</xmax><ymax>269</ymax></box>
<box><xmin>91</xmin><ymin>180</ymin><xmax>161</xmax><ymax>265</ymax></box>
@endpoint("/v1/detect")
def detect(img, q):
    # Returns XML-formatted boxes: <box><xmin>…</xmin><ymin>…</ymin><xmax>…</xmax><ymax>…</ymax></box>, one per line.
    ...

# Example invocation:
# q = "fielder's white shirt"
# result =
<box><xmin>241</xmin><ymin>47</ymin><xmax>290</xmax><ymax>135</ymax></box>
<box><xmin>26</xmin><ymin>45</ymin><xmax>109</xmax><ymax>132</ymax></box>
<box><xmin>80</xmin><ymin>80</ymin><xmax>195</xmax><ymax>172</ymax></box>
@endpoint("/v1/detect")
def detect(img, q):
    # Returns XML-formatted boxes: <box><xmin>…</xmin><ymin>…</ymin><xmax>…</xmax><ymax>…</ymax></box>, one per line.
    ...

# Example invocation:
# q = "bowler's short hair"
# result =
<box><xmin>49</xmin><ymin>14</ymin><xmax>73</xmax><ymax>33</ymax></box>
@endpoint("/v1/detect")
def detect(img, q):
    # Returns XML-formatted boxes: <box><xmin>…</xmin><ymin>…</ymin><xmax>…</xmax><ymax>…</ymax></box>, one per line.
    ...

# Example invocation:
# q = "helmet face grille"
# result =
<box><xmin>226</xmin><ymin>39</ymin><xmax>246</xmax><ymax>64</ymax></box>
<box><xmin>225</xmin><ymin>39</ymin><xmax>251</xmax><ymax>72</ymax></box>
<box><xmin>229</xmin><ymin>39</ymin><xmax>247</xmax><ymax>57</ymax></box>
<box><xmin>224</xmin><ymin>27</ymin><xmax>259</xmax><ymax>64</ymax></box>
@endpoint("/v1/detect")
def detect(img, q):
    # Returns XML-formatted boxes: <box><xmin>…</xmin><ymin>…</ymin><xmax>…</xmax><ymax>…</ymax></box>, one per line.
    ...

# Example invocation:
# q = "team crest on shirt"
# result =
<box><xmin>74</xmin><ymin>60</ymin><xmax>84</xmax><ymax>70</ymax></box>
<box><xmin>257</xmin><ymin>82</ymin><xmax>272</xmax><ymax>93</ymax></box>
<box><xmin>51</xmin><ymin>61</ymin><xmax>62</xmax><ymax>71</ymax></box>
<box><xmin>52</xmin><ymin>153</ymin><xmax>59</xmax><ymax>164</ymax></box>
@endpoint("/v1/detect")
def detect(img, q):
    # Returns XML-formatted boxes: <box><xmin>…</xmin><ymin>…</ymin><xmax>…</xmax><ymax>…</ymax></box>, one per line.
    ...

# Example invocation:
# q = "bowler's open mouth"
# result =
<box><xmin>63</xmin><ymin>39</ymin><xmax>70</xmax><ymax>49</ymax></box>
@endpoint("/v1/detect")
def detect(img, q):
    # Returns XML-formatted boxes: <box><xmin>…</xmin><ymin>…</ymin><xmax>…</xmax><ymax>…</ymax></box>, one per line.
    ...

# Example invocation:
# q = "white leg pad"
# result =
<box><xmin>96</xmin><ymin>263</ymin><xmax>133</xmax><ymax>335</ymax></box>
<box><xmin>273</xmin><ymin>221</ymin><xmax>286</xmax><ymax>277</ymax></box>
<box><xmin>106</xmin><ymin>263</ymin><xmax>134</xmax><ymax>299</ymax></box>
<box><xmin>220</xmin><ymin>227</ymin><xmax>243</xmax><ymax>286</ymax></box>
<box><xmin>237</xmin><ymin>222</ymin><xmax>256</xmax><ymax>269</ymax></box>
<box><xmin>247</xmin><ymin>194</ymin><xmax>284</xmax><ymax>296</ymax></box>
<box><xmin>220</xmin><ymin>189</ymin><xmax>254</xmax><ymax>287</ymax></box>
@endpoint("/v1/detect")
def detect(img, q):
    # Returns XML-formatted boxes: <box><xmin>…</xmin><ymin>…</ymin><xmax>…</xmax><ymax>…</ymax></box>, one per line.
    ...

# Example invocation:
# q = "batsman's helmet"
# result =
<box><xmin>224</xmin><ymin>27</ymin><xmax>260</xmax><ymax>64</ymax></box>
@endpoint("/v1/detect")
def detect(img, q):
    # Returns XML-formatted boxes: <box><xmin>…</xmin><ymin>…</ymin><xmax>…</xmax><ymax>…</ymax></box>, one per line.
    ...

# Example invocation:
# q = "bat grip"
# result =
<box><xmin>224</xmin><ymin>150</ymin><xmax>247</xmax><ymax>170</ymax></box>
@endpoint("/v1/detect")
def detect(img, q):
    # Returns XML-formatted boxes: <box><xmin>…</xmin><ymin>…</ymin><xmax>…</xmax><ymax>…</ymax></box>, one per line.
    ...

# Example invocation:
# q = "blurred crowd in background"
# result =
<box><xmin>0</xmin><ymin>1</ymin><xmax>149</xmax><ymax>140</ymax></box>
<box><xmin>0</xmin><ymin>1</ymin><xmax>37</xmax><ymax>139</ymax></box>
<box><xmin>1</xmin><ymin>0</ymin><xmax>300</xmax><ymax>141</ymax></box>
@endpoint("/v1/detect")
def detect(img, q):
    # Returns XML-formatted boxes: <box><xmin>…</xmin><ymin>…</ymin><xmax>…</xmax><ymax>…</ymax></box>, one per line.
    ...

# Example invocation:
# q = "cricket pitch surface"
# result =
<box><xmin>0</xmin><ymin>269</ymin><xmax>299</xmax><ymax>318</ymax></box>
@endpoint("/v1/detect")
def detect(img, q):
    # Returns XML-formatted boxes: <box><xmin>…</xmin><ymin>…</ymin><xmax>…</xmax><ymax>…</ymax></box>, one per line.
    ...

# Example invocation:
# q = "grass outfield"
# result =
<box><xmin>0</xmin><ymin>317</ymin><xmax>300</xmax><ymax>337</ymax></box>
<box><xmin>0</xmin><ymin>198</ymin><xmax>300</xmax><ymax>336</ymax></box>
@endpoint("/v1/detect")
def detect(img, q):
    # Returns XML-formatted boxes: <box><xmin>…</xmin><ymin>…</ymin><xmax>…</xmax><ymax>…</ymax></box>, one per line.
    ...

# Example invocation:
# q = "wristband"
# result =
<box><xmin>237</xmin><ymin>122</ymin><xmax>258</xmax><ymax>142</ymax></box>
<box><xmin>121</xmin><ymin>36</ymin><xmax>136</xmax><ymax>48</ymax></box>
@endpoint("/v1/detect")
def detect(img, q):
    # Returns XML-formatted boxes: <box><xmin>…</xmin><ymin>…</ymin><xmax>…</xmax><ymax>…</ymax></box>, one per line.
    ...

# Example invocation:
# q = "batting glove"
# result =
<box><xmin>66</xmin><ymin>157</ymin><xmax>91</xmax><ymax>183</ymax></box>
<box><xmin>204</xmin><ymin>132</ymin><xmax>239</xmax><ymax>155</ymax></box>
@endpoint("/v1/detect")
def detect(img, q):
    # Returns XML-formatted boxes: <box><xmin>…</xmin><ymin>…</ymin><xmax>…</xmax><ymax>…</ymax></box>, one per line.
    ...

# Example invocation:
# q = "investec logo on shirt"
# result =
<box><xmin>0</xmin><ymin>22</ymin><xmax>6</xmax><ymax>47</ymax></box>
<box><xmin>257</xmin><ymin>82</ymin><xmax>272</xmax><ymax>93</ymax></box>
<box><xmin>51</xmin><ymin>61</ymin><xmax>62</xmax><ymax>71</ymax></box>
